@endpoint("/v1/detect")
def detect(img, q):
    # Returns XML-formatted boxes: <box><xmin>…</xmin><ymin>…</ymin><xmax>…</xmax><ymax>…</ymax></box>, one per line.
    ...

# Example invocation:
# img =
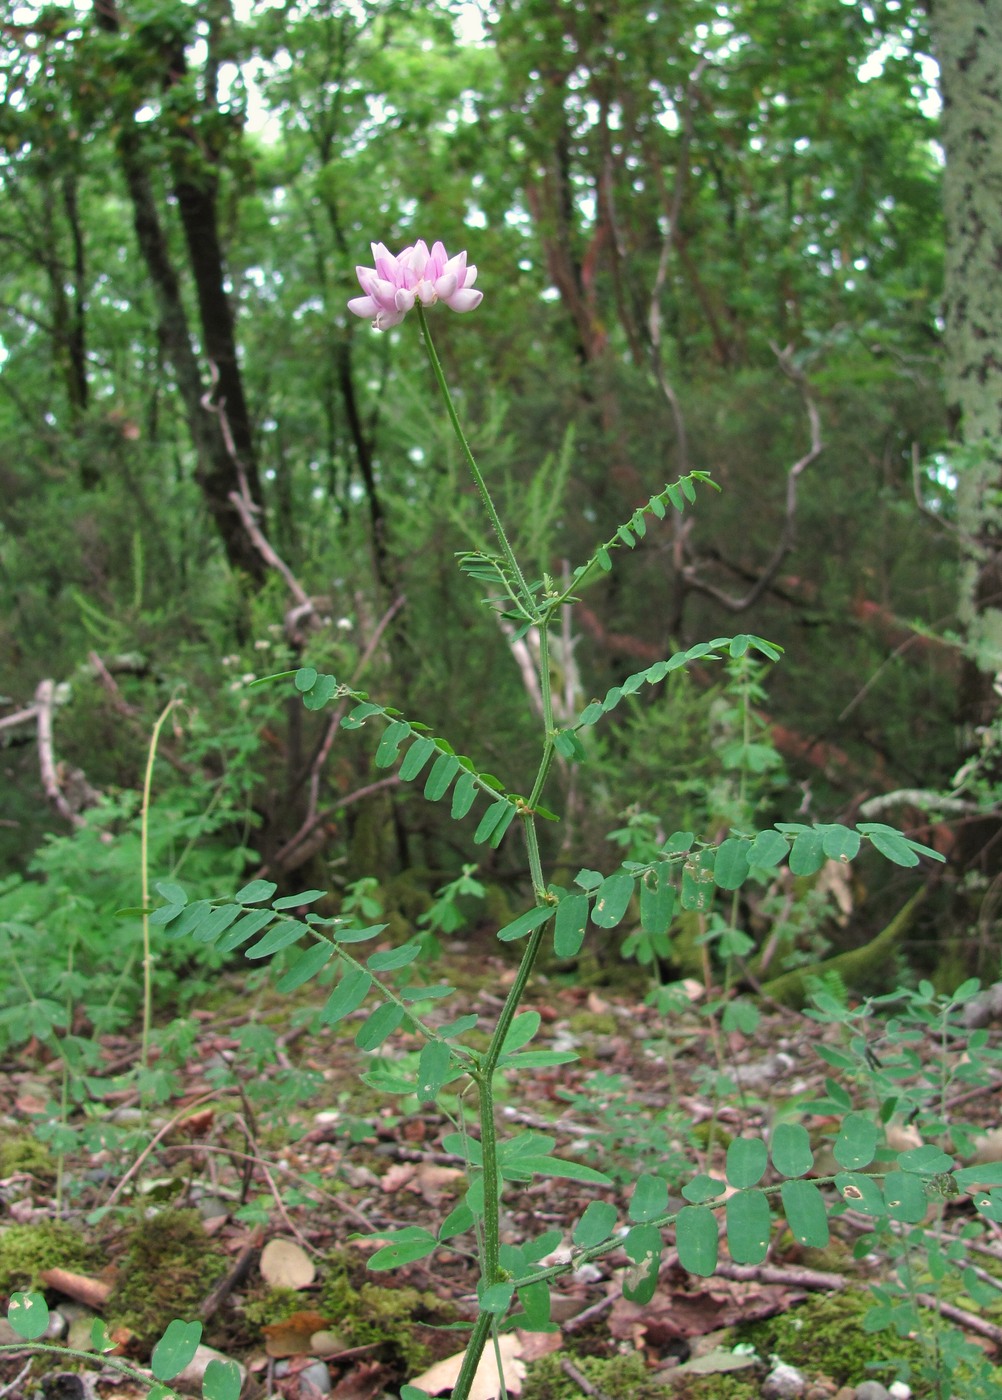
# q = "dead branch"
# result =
<box><xmin>680</xmin><ymin>342</ymin><xmax>824</xmax><ymax>612</ymax></box>
<box><xmin>35</xmin><ymin>679</ymin><xmax>85</xmax><ymax>828</ymax></box>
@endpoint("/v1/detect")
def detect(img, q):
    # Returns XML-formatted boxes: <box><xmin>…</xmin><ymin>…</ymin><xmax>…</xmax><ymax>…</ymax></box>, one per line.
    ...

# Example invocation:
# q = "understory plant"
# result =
<box><xmin>6</xmin><ymin>239</ymin><xmax>1002</xmax><ymax>1400</ymax></box>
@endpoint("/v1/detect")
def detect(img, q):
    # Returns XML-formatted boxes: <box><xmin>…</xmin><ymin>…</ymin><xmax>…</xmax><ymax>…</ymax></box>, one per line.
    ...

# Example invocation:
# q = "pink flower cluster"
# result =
<box><xmin>348</xmin><ymin>239</ymin><xmax>483</xmax><ymax>331</ymax></box>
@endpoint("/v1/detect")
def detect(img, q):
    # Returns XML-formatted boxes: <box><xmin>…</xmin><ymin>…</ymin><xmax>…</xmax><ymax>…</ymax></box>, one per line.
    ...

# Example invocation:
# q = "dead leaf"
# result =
<box><xmin>261</xmin><ymin>1238</ymin><xmax>316</xmax><ymax>1289</ymax></box>
<box><xmin>262</xmin><ymin>1312</ymin><xmax>330</xmax><ymax>1358</ymax></box>
<box><xmin>380</xmin><ymin>1162</ymin><xmax>417</xmax><ymax>1193</ymax></box>
<box><xmin>408</xmin><ymin>1334</ymin><xmax>525</xmax><ymax>1399</ymax></box>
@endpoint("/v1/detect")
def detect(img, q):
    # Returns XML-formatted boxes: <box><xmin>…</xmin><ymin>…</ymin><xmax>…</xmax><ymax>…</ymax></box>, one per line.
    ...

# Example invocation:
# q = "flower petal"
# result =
<box><xmin>347</xmin><ymin>295</ymin><xmax>379</xmax><ymax>319</ymax></box>
<box><xmin>443</xmin><ymin>288</ymin><xmax>483</xmax><ymax>313</ymax></box>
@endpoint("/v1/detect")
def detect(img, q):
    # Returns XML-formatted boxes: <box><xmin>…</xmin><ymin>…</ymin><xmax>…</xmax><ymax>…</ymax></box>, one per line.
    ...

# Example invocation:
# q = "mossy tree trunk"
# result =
<box><xmin>929</xmin><ymin>0</ymin><xmax>1002</xmax><ymax>879</ymax></box>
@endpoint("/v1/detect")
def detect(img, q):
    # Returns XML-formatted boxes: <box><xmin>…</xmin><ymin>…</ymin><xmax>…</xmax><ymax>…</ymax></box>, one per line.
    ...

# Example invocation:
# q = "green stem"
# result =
<box><xmin>416</xmin><ymin>306</ymin><xmax>537</xmax><ymax>618</ymax></box>
<box><xmin>417</xmin><ymin>307</ymin><xmax>560</xmax><ymax>1400</ymax></box>
<box><xmin>140</xmin><ymin>699</ymin><xmax>177</xmax><ymax>1113</ymax></box>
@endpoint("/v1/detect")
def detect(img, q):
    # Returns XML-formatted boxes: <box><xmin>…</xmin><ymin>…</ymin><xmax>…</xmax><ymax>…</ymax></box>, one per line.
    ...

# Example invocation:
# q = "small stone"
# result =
<box><xmin>174</xmin><ymin>1344</ymin><xmax>247</xmax><ymax>1396</ymax></box>
<box><xmin>888</xmin><ymin>1385</ymin><xmax>912</xmax><ymax>1400</ymax></box>
<box><xmin>297</xmin><ymin>1361</ymin><xmax>332</xmax><ymax>1396</ymax></box>
<box><xmin>854</xmin><ymin>1384</ymin><xmax>892</xmax><ymax>1400</ymax></box>
<box><xmin>763</xmin><ymin>1360</ymin><xmax>807</xmax><ymax>1399</ymax></box>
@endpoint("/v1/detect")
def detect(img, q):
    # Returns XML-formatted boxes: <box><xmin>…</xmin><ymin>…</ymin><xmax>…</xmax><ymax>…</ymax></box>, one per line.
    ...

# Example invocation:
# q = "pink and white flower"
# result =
<box><xmin>348</xmin><ymin>239</ymin><xmax>483</xmax><ymax>330</ymax></box>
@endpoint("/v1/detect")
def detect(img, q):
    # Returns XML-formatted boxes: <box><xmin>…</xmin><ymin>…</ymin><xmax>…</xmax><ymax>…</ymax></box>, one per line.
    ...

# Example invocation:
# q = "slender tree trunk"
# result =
<box><xmin>93</xmin><ymin>0</ymin><xmax>267</xmax><ymax>583</ymax></box>
<box><xmin>928</xmin><ymin>0</ymin><xmax>1002</xmax><ymax>886</ymax></box>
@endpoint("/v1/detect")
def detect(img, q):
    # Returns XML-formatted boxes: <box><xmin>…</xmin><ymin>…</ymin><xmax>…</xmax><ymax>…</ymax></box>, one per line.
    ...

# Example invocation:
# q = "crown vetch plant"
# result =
<box><xmin>127</xmin><ymin>241</ymin><xmax>1002</xmax><ymax>1400</ymax></box>
<box><xmin>348</xmin><ymin>239</ymin><xmax>483</xmax><ymax>330</ymax></box>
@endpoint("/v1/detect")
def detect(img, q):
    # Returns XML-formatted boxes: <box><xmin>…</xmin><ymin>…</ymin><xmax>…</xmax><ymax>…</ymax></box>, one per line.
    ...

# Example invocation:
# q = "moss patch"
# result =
<box><xmin>0</xmin><ymin>1222</ymin><xmax>95</xmax><ymax>1293</ymax></box>
<box><xmin>106</xmin><ymin>1209</ymin><xmax>226</xmax><ymax>1351</ymax></box>
<box><xmin>735</xmin><ymin>1287</ymin><xmax>925</xmax><ymax>1390</ymax></box>
<box><xmin>318</xmin><ymin>1253</ymin><xmax>457</xmax><ymax>1374</ymax></box>
<box><xmin>0</xmin><ymin>1133</ymin><xmax>56</xmax><ymax>1181</ymax></box>
<box><xmin>521</xmin><ymin>1351</ymin><xmax>668</xmax><ymax>1400</ymax></box>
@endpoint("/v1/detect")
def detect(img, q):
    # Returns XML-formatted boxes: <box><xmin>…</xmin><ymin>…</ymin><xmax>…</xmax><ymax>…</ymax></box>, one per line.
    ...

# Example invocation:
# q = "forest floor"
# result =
<box><xmin>3</xmin><ymin>934</ymin><xmax>1002</xmax><ymax>1400</ymax></box>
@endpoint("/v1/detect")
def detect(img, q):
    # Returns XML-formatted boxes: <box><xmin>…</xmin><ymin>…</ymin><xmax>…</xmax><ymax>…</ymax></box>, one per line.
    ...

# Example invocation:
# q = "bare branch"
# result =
<box><xmin>681</xmin><ymin>341</ymin><xmax>824</xmax><ymax>612</ymax></box>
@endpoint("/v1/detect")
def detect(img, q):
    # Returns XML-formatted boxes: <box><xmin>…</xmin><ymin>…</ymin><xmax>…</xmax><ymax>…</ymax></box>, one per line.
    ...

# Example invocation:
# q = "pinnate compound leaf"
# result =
<box><xmin>450</xmin><ymin>767</ymin><xmax>478</xmax><ymax>817</ymax></box>
<box><xmin>273</xmin><ymin>889</ymin><xmax>325</xmax><ymax>910</ymax></box>
<box><xmin>713</xmin><ymin>839</ymin><xmax>751</xmax><ymax>891</ymax></box>
<box><xmin>676</xmin><ymin>1205</ymin><xmax>718</xmax><ymax>1276</ymax></box>
<box><xmin>573</xmin><ymin>1200</ymin><xmax>618</xmax><ymax>1248</ymax></box>
<box><xmin>275</xmin><ymin>940</ymin><xmax>334</xmax><ymax>992</ymax></box>
<box><xmin>7</xmin><ymin>1292</ymin><xmax>49</xmax><ymax>1340</ymax></box>
<box><xmin>367</xmin><ymin>1228</ymin><xmax>438</xmax><ymax>1271</ymax></box>
<box><xmin>834</xmin><ymin>1113</ymin><xmax>880</xmax><ymax>1170</ymax></box>
<box><xmin>517</xmin><ymin>1280</ymin><xmax>554</xmax><ymax>1332</ymax></box>
<box><xmin>216</xmin><ymin>907</ymin><xmax>275</xmax><ymax>952</ymax></box>
<box><xmin>417</xmin><ymin>1041</ymin><xmax>453</xmax><ymax>1101</ymax></box>
<box><xmin>622</xmin><ymin>1223</ymin><xmax>662</xmax><ymax>1305</ymax></box>
<box><xmin>629</xmin><ymin>1173</ymin><xmax>669</xmax><ymax>1222</ymax></box>
<box><xmin>788</xmin><ymin>828</ymin><xmax>826</xmax><ymax>876</ymax></box>
<box><xmin>496</xmin><ymin>904</ymin><xmax>554</xmax><ymax>943</ymax></box>
<box><xmin>554</xmin><ymin>891</ymin><xmax>589</xmax><ymax>957</ymax></box>
<box><xmin>883</xmin><ymin>1171</ymin><xmax>929</xmax><ymax>1223</ymax></box>
<box><xmin>681</xmin><ymin>1174</ymin><xmax>726</xmax><ymax>1204</ymax></box>
<box><xmin>771</xmin><ymin>1122</ymin><xmax>814</xmax><ymax>1178</ymax></box>
<box><xmin>474</xmin><ymin>798</ymin><xmax>511</xmax><ymax>845</ymax></box>
<box><xmin>203</xmin><ymin>1359</ymin><xmax>242</xmax><ymax>1400</ymax></box>
<box><xmin>425</xmin><ymin>752</ymin><xmax>461</xmax><ymax>801</ymax></box>
<box><xmin>897</xmin><ymin>1145</ymin><xmax>955</xmax><ymax>1175</ymax></box>
<box><xmin>355</xmin><ymin>1002</ymin><xmax>405</xmax><ymax>1051</ymax></box>
<box><xmin>479</xmin><ymin>1282</ymin><xmax>514</xmax><ymax>1316</ymax></box>
<box><xmin>973</xmin><ymin>1189</ymin><xmax>1002</xmax><ymax>1223</ymax></box>
<box><xmin>820</xmin><ymin>824</ymin><xmax>861</xmax><ymax>862</ymax></box>
<box><xmin>501</xmin><ymin>1010</ymin><xmax>541</xmax><ymax>1054</ymax></box>
<box><xmin>835</xmin><ymin>1172</ymin><xmax>886</xmax><ymax>1217</ymax></box>
<box><xmin>640</xmin><ymin>863</ymin><xmax>675</xmax><ymax>935</ymax></box>
<box><xmin>232</xmin><ymin>878</ymin><xmax>277</xmax><ymax>904</ymax></box>
<box><xmin>375</xmin><ymin>720</ymin><xmax>409</xmax><ymax>769</ymax></box>
<box><xmin>399</xmin><ymin>736</ymin><xmax>438</xmax><ymax>782</ymax></box>
<box><xmin>726</xmin><ymin>1137</ymin><xmax>768</xmax><ymax>1189</ymax></box>
<box><xmin>321</xmin><ymin>968</ymin><xmax>372</xmax><ymax>1024</ymax></box>
<box><xmin>155</xmin><ymin>879</ymin><xmax>188</xmax><ymax>907</ymax></box>
<box><xmin>726</xmin><ymin>1190</ymin><xmax>771</xmax><ymax>1264</ymax></box>
<box><xmin>747</xmin><ymin>829</ymin><xmax>789</xmax><ymax>868</ymax></box>
<box><xmin>954</xmin><ymin>1163</ymin><xmax>1002</xmax><ymax>1190</ymax></box>
<box><xmin>302</xmin><ymin>674</ymin><xmax>337</xmax><ymax>709</ymax></box>
<box><xmin>151</xmin><ymin>1319</ymin><xmax>202</xmax><ymax>1381</ymax></box>
<box><xmin>246</xmin><ymin>919</ymin><xmax>310</xmax><ymax>960</ymax></box>
<box><xmin>591</xmin><ymin>871</ymin><xmax>635</xmax><ymax>928</ymax></box>
<box><xmin>780</xmin><ymin>1179</ymin><xmax>829</xmax><ymax>1247</ymax></box>
<box><xmin>367</xmin><ymin>939</ymin><xmax>422</xmax><ymax>971</ymax></box>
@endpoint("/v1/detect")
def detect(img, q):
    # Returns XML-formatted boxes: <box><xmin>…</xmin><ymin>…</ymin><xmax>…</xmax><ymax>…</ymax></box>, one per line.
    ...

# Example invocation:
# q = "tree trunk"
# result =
<box><xmin>928</xmin><ymin>0</ymin><xmax>1002</xmax><ymax>888</ymax></box>
<box><xmin>93</xmin><ymin>0</ymin><xmax>267</xmax><ymax>584</ymax></box>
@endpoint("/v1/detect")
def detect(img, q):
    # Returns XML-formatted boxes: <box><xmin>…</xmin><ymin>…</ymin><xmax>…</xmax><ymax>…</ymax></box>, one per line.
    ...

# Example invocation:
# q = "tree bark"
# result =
<box><xmin>93</xmin><ymin>0</ymin><xmax>267</xmax><ymax>583</ymax></box>
<box><xmin>929</xmin><ymin>0</ymin><xmax>1002</xmax><ymax>751</ymax></box>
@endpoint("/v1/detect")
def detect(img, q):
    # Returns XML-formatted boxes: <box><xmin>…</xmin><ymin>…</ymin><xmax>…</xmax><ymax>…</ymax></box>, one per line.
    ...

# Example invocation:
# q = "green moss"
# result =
<box><xmin>241</xmin><ymin>1286</ymin><xmax>303</xmax><ymax>1328</ymax></box>
<box><xmin>0</xmin><ymin>1133</ymin><xmax>56</xmax><ymax>1180</ymax></box>
<box><xmin>566</xmin><ymin>1011</ymin><xmax>618</xmax><ymax>1037</ymax></box>
<box><xmin>735</xmin><ymin>1288</ymin><xmax>925</xmax><ymax>1389</ymax></box>
<box><xmin>106</xmin><ymin>1209</ymin><xmax>226</xmax><ymax>1350</ymax></box>
<box><xmin>521</xmin><ymin>1351</ymin><xmax>668</xmax><ymax>1400</ymax></box>
<box><xmin>318</xmin><ymin>1253</ymin><xmax>457</xmax><ymax>1374</ymax></box>
<box><xmin>0</xmin><ymin>1222</ymin><xmax>95</xmax><ymax>1292</ymax></box>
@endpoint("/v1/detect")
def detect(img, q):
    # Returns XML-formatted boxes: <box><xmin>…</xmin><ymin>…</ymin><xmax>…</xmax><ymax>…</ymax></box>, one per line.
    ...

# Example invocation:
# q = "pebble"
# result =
<box><xmin>854</xmin><ymin>1384</ymin><xmax>891</xmax><ymax>1400</ymax></box>
<box><xmin>763</xmin><ymin>1360</ymin><xmax>807</xmax><ymax>1398</ymax></box>
<box><xmin>297</xmin><ymin>1361</ymin><xmax>332</xmax><ymax>1396</ymax></box>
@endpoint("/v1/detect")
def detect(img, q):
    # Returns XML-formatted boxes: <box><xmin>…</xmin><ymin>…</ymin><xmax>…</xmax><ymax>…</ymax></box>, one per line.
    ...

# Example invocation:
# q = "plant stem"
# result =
<box><xmin>140</xmin><ymin>699</ymin><xmax>177</xmax><ymax>1110</ymax></box>
<box><xmin>416</xmin><ymin>306</ymin><xmax>537</xmax><ymax>618</ymax></box>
